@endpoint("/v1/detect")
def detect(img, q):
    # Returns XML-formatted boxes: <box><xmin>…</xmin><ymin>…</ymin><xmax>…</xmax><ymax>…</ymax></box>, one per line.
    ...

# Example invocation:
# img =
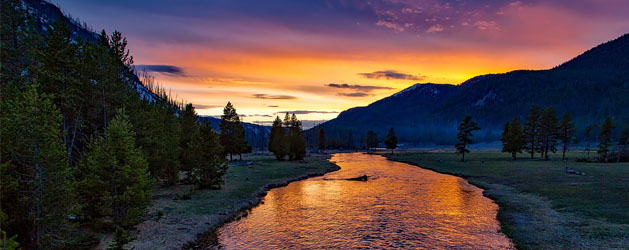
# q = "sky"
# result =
<box><xmin>54</xmin><ymin>0</ymin><xmax>629</xmax><ymax>127</ymax></box>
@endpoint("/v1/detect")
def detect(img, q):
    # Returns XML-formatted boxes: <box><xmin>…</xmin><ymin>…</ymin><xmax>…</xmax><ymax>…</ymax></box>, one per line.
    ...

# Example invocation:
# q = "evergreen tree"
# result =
<box><xmin>598</xmin><ymin>117</ymin><xmax>616</xmax><ymax>163</ymax></box>
<box><xmin>558</xmin><ymin>112</ymin><xmax>576</xmax><ymax>160</ymax></box>
<box><xmin>75</xmin><ymin>110</ymin><xmax>154</xmax><ymax>228</ymax></box>
<box><xmin>317</xmin><ymin>128</ymin><xmax>326</xmax><ymax>152</ymax></box>
<box><xmin>288</xmin><ymin>114</ymin><xmax>307</xmax><ymax>160</ymax></box>
<box><xmin>538</xmin><ymin>107</ymin><xmax>560</xmax><ymax>160</ymax></box>
<box><xmin>196</xmin><ymin>123</ymin><xmax>228</xmax><ymax>189</ymax></box>
<box><xmin>618</xmin><ymin>126</ymin><xmax>629</xmax><ymax>162</ymax></box>
<box><xmin>501</xmin><ymin>117</ymin><xmax>526</xmax><ymax>160</ymax></box>
<box><xmin>131</xmin><ymin>102</ymin><xmax>182</xmax><ymax>186</ymax></box>
<box><xmin>268</xmin><ymin>116</ymin><xmax>285</xmax><ymax>160</ymax></box>
<box><xmin>180</xmin><ymin>104</ymin><xmax>201</xmax><ymax>179</ymax></box>
<box><xmin>281</xmin><ymin>113</ymin><xmax>293</xmax><ymax>158</ymax></box>
<box><xmin>220</xmin><ymin>102</ymin><xmax>249</xmax><ymax>160</ymax></box>
<box><xmin>0</xmin><ymin>87</ymin><xmax>73</xmax><ymax>248</ymax></box>
<box><xmin>524</xmin><ymin>104</ymin><xmax>541</xmax><ymax>159</ymax></box>
<box><xmin>366</xmin><ymin>130</ymin><xmax>378</xmax><ymax>150</ymax></box>
<box><xmin>385</xmin><ymin>128</ymin><xmax>398</xmax><ymax>153</ymax></box>
<box><xmin>455</xmin><ymin>116</ymin><xmax>481</xmax><ymax>162</ymax></box>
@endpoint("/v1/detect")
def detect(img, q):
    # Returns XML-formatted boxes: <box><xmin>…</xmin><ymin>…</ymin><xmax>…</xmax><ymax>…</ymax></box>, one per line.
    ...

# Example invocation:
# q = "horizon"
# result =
<box><xmin>54</xmin><ymin>0</ymin><xmax>629</xmax><ymax>126</ymax></box>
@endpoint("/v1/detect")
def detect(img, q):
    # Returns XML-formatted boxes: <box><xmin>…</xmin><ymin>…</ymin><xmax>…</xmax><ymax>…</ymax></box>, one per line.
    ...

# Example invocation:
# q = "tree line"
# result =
<box><xmin>0</xmin><ymin>3</ymin><xmax>248</xmax><ymax>248</ymax></box>
<box><xmin>268</xmin><ymin>113</ymin><xmax>306</xmax><ymax>160</ymax></box>
<box><xmin>500</xmin><ymin>105</ymin><xmax>628</xmax><ymax>162</ymax></box>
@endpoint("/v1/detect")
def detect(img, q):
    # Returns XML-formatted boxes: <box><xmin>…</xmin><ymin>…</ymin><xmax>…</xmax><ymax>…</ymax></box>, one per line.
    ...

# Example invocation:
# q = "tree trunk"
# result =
<box><xmin>229</xmin><ymin>153</ymin><xmax>233</xmax><ymax>161</ymax></box>
<box><xmin>512</xmin><ymin>152</ymin><xmax>516</xmax><ymax>161</ymax></box>
<box><xmin>562</xmin><ymin>143</ymin><xmax>567</xmax><ymax>160</ymax></box>
<box><xmin>239</xmin><ymin>154</ymin><xmax>242</xmax><ymax>161</ymax></box>
<box><xmin>461</xmin><ymin>151</ymin><xmax>465</xmax><ymax>162</ymax></box>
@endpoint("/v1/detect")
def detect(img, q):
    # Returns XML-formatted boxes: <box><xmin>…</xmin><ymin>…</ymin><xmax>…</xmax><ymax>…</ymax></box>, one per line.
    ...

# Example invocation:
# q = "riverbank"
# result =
<box><xmin>385</xmin><ymin>151</ymin><xmax>628</xmax><ymax>249</ymax></box>
<box><xmin>126</xmin><ymin>154</ymin><xmax>339</xmax><ymax>249</ymax></box>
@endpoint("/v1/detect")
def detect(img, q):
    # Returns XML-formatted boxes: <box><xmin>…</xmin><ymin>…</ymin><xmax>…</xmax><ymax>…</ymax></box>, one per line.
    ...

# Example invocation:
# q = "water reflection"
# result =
<box><xmin>213</xmin><ymin>153</ymin><xmax>514</xmax><ymax>249</ymax></box>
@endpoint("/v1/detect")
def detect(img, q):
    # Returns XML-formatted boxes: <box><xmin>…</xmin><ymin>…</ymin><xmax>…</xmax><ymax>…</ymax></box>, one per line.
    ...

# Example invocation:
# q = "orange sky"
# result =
<box><xmin>56</xmin><ymin>0</ymin><xmax>629</xmax><ymax>127</ymax></box>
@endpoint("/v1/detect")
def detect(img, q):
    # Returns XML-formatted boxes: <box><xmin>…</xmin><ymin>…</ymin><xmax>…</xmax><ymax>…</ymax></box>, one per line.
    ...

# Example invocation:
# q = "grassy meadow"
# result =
<box><xmin>386</xmin><ymin>151</ymin><xmax>628</xmax><ymax>249</ymax></box>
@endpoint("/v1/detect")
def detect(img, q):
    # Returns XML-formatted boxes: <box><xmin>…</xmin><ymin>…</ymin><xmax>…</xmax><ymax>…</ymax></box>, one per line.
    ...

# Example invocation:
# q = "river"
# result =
<box><xmin>210</xmin><ymin>152</ymin><xmax>514</xmax><ymax>249</ymax></box>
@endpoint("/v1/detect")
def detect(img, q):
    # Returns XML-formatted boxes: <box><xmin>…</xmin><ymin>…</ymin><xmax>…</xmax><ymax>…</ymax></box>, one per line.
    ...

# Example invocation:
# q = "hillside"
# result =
<box><xmin>317</xmin><ymin>34</ymin><xmax>629</xmax><ymax>145</ymax></box>
<box><xmin>24</xmin><ymin>0</ymin><xmax>269</xmax><ymax>146</ymax></box>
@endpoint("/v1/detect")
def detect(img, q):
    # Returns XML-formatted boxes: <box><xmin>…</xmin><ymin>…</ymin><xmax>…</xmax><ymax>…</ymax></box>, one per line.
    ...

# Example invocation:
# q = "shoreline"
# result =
<box><xmin>127</xmin><ymin>154</ymin><xmax>340</xmax><ymax>250</ymax></box>
<box><xmin>385</xmin><ymin>152</ymin><xmax>628</xmax><ymax>249</ymax></box>
<box><xmin>185</xmin><ymin>163</ymin><xmax>341</xmax><ymax>249</ymax></box>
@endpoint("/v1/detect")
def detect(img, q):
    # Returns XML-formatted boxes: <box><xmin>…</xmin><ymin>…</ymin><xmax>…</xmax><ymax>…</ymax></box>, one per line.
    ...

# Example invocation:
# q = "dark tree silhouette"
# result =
<box><xmin>524</xmin><ymin>104</ymin><xmax>541</xmax><ymax>159</ymax></box>
<box><xmin>268</xmin><ymin>116</ymin><xmax>284</xmax><ymax>160</ymax></box>
<box><xmin>598</xmin><ymin>117</ymin><xmax>616</xmax><ymax>163</ymax></box>
<box><xmin>455</xmin><ymin>116</ymin><xmax>481</xmax><ymax>162</ymax></box>
<box><xmin>366</xmin><ymin>130</ymin><xmax>378</xmax><ymax>150</ymax></box>
<box><xmin>501</xmin><ymin>117</ymin><xmax>526</xmax><ymax>160</ymax></box>
<box><xmin>317</xmin><ymin>128</ymin><xmax>326</xmax><ymax>152</ymax></box>
<box><xmin>538</xmin><ymin>107</ymin><xmax>559</xmax><ymax>160</ymax></box>
<box><xmin>385</xmin><ymin>128</ymin><xmax>398</xmax><ymax>153</ymax></box>
<box><xmin>585</xmin><ymin>124</ymin><xmax>593</xmax><ymax>158</ymax></box>
<box><xmin>220</xmin><ymin>102</ymin><xmax>249</xmax><ymax>161</ymax></box>
<box><xmin>618</xmin><ymin>126</ymin><xmax>629</xmax><ymax>162</ymax></box>
<box><xmin>558</xmin><ymin>112</ymin><xmax>576</xmax><ymax>160</ymax></box>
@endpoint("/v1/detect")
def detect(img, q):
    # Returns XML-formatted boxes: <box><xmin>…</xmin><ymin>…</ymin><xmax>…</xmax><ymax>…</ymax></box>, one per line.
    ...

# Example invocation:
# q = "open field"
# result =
<box><xmin>124</xmin><ymin>154</ymin><xmax>339</xmax><ymax>249</ymax></box>
<box><xmin>386</xmin><ymin>151</ymin><xmax>629</xmax><ymax>249</ymax></box>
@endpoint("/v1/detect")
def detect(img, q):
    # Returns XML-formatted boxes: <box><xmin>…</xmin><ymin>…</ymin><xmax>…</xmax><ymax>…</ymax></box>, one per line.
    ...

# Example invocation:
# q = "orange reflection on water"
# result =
<box><xmin>215</xmin><ymin>153</ymin><xmax>514</xmax><ymax>249</ymax></box>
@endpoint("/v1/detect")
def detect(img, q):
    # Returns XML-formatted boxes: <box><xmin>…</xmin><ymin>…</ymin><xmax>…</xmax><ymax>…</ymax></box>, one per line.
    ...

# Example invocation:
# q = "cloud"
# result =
<box><xmin>325</xmin><ymin>83</ymin><xmax>393</xmax><ymax>92</ymax></box>
<box><xmin>241</xmin><ymin>114</ymin><xmax>273</xmax><ymax>118</ymax></box>
<box><xmin>426</xmin><ymin>24</ymin><xmax>444</xmax><ymax>33</ymax></box>
<box><xmin>267</xmin><ymin>105</ymin><xmax>279</xmax><ymax>108</ymax></box>
<box><xmin>274</xmin><ymin>110</ymin><xmax>339</xmax><ymax>115</ymax></box>
<box><xmin>358</xmin><ymin>70</ymin><xmax>425</xmax><ymax>81</ymax></box>
<box><xmin>376</xmin><ymin>20</ymin><xmax>404</xmax><ymax>32</ymax></box>
<box><xmin>338</xmin><ymin>92</ymin><xmax>370</xmax><ymax>97</ymax></box>
<box><xmin>252</xmin><ymin>94</ymin><xmax>297</xmax><ymax>100</ymax></box>
<box><xmin>134</xmin><ymin>65</ymin><xmax>184</xmax><ymax>76</ymax></box>
<box><xmin>193</xmin><ymin>104</ymin><xmax>222</xmax><ymax>109</ymax></box>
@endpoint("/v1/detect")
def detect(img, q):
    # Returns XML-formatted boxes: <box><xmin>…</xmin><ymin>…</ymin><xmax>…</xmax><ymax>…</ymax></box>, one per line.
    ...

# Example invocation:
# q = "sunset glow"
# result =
<box><xmin>56</xmin><ymin>0</ymin><xmax>629</xmax><ymax>126</ymax></box>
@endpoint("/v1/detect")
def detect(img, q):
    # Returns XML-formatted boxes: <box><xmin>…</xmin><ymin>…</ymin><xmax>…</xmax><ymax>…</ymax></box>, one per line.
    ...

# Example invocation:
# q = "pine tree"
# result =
<box><xmin>524</xmin><ymin>104</ymin><xmax>541</xmax><ymax>159</ymax></box>
<box><xmin>366</xmin><ymin>130</ymin><xmax>378</xmax><ymax>150</ymax></box>
<box><xmin>317</xmin><ymin>128</ymin><xmax>326</xmax><ymax>152</ymax></box>
<box><xmin>268</xmin><ymin>116</ymin><xmax>285</xmax><ymax>160</ymax></box>
<box><xmin>220</xmin><ymin>102</ymin><xmax>249</xmax><ymax>161</ymax></box>
<box><xmin>598</xmin><ymin>117</ymin><xmax>615</xmax><ymax>163</ymax></box>
<box><xmin>501</xmin><ymin>117</ymin><xmax>526</xmax><ymax>160</ymax></box>
<box><xmin>538</xmin><ymin>107</ymin><xmax>560</xmax><ymax>160</ymax></box>
<box><xmin>385</xmin><ymin>128</ymin><xmax>398</xmax><ymax>154</ymax></box>
<box><xmin>196</xmin><ymin>122</ymin><xmax>228</xmax><ymax>189</ymax></box>
<box><xmin>75</xmin><ymin>110</ymin><xmax>154</xmax><ymax>228</ymax></box>
<box><xmin>282</xmin><ymin>113</ymin><xmax>293</xmax><ymax>159</ymax></box>
<box><xmin>131</xmin><ymin>102</ymin><xmax>182</xmax><ymax>185</ymax></box>
<box><xmin>455</xmin><ymin>116</ymin><xmax>481</xmax><ymax>162</ymax></box>
<box><xmin>558</xmin><ymin>112</ymin><xmax>576</xmax><ymax>160</ymax></box>
<box><xmin>0</xmin><ymin>87</ymin><xmax>73</xmax><ymax>248</ymax></box>
<box><xmin>180</xmin><ymin>104</ymin><xmax>201</xmax><ymax>179</ymax></box>
<box><xmin>288</xmin><ymin>114</ymin><xmax>306</xmax><ymax>160</ymax></box>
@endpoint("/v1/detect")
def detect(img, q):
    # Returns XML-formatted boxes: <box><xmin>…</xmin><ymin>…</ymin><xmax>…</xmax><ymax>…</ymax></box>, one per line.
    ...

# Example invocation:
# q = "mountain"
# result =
<box><xmin>24</xmin><ymin>0</ymin><xmax>270</xmax><ymax>148</ymax></box>
<box><xmin>316</xmin><ymin>34</ymin><xmax>629</xmax><ymax>145</ymax></box>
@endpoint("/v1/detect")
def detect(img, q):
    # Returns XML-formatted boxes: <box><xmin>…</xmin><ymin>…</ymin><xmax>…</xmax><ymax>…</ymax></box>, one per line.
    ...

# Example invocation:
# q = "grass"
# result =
<box><xmin>386</xmin><ymin>151</ymin><xmax>628</xmax><ymax>249</ymax></box>
<box><xmin>127</xmin><ymin>154</ymin><xmax>339</xmax><ymax>249</ymax></box>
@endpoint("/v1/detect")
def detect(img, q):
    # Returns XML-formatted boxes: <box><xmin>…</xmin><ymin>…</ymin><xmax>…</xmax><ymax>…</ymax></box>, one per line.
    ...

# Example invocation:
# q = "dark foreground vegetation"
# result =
<box><xmin>387</xmin><ymin>151</ymin><xmax>628</xmax><ymax>249</ymax></box>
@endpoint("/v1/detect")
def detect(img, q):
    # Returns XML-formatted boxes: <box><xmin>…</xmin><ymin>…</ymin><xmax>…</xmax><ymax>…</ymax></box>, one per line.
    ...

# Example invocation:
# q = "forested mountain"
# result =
<box><xmin>22</xmin><ymin>0</ymin><xmax>269</xmax><ymax>142</ymax></box>
<box><xmin>315</xmin><ymin>33</ymin><xmax>629</xmax><ymax>145</ymax></box>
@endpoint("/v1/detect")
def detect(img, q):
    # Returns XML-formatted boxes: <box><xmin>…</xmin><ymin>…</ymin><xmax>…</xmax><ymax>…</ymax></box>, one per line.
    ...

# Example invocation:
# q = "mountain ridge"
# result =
<box><xmin>314</xmin><ymin>33</ymin><xmax>629</xmax><ymax>145</ymax></box>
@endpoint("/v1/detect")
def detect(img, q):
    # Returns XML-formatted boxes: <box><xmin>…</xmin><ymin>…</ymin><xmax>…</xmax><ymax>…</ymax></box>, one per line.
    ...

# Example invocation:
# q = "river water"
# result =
<box><xmin>212</xmin><ymin>153</ymin><xmax>514</xmax><ymax>249</ymax></box>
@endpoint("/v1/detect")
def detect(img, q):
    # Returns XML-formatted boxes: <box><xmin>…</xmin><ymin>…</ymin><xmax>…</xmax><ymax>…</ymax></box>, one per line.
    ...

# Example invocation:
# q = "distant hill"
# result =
<box><xmin>315</xmin><ymin>34</ymin><xmax>629</xmax><ymax>145</ymax></box>
<box><xmin>198</xmin><ymin>116</ymin><xmax>270</xmax><ymax>150</ymax></box>
<box><xmin>25</xmin><ymin>0</ymin><xmax>270</xmax><ymax>148</ymax></box>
